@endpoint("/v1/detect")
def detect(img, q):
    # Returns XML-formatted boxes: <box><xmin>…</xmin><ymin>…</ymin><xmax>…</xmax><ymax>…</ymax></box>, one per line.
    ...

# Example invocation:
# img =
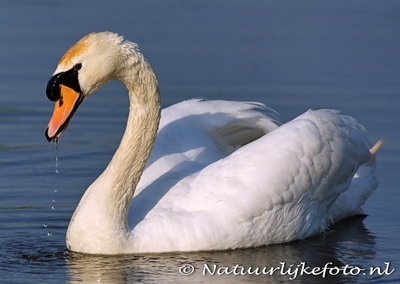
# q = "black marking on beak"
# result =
<box><xmin>46</xmin><ymin>67</ymin><xmax>82</xmax><ymax>102</ymax></box>
<box><xmin>46</xmin><ymin>72</ymin><xmax>63</xmax><ymax>101</ymax></box>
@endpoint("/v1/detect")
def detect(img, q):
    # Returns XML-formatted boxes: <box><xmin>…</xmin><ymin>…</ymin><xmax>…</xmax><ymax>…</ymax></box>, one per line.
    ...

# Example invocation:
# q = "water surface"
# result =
<box><xmin>0</xmin><ymin>1</ymin><xmax>399</xmax><ymax>283</ymax></box>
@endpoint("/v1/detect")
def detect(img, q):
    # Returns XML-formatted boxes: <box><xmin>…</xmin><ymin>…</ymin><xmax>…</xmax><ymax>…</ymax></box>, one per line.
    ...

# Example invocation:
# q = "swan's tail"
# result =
<box><xmin>370</xmin><ymin>139</ymin><xmax>384</xmax><ymax>154</ymax></box>
<box><xmin>367</xmin><ymin>139</ymin><xmax>384</xmax><ymax>165</ymax></box>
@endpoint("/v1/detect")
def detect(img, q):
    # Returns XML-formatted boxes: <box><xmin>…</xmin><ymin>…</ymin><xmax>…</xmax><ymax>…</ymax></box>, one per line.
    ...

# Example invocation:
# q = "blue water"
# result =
<box><xmin>0</xmin><ymin>1</ymin><xmax>399</xmax><ymax>283</ymax></box>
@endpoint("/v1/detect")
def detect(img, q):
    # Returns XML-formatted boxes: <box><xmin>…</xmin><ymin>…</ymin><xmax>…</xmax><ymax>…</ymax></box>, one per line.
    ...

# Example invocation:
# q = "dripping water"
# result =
<box><xmin>45</xmin><ymin>139</ymin><xmax>60</xmax><ymax>237</ymax></box>
<box><xmin>54</xmin><ymin>138</ymin><xmax>60</xmax><ymax>174</ymax></box>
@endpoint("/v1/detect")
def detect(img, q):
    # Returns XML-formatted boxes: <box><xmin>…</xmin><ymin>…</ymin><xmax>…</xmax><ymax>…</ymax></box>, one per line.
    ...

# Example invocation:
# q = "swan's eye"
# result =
<box><xmin>74</xmin><ymin>63</ymin><xmax>82</xmax><ymax>71</ymax></box>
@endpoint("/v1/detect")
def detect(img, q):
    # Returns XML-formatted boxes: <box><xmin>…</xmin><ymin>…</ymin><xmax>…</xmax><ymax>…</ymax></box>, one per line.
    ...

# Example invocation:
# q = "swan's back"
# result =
<box><xmin>130</xmin><ymin>108</ymin><xmax>373</xmax><ymax>253</ymax></box>
<box><xmin>136</xmin><ymin>99</ymin><xmax>279</xmax><ymax>193</ymax></box>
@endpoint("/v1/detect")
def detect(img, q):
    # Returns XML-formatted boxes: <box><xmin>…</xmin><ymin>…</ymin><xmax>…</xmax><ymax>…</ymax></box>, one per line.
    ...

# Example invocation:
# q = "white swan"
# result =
<box><xmin>45</xmin><ymin>32</ymin><xmax>382</xmax><ymax>254</ymax></box>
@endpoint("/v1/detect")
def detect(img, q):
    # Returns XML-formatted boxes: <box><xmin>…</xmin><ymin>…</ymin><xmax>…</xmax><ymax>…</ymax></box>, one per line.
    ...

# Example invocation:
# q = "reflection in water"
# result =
<box><xmin>66</xmin><ymin>216</ymin><xmax>378</xmax><ymax>283</ymax></box>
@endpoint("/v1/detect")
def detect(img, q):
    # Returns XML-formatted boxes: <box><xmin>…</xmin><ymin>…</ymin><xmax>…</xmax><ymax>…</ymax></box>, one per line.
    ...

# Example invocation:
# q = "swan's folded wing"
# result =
<box><xmin>135</xmin><ymin>99</ymin><xmax>279</xmax><ymax>193</ymax></box>
<box><xmin>131</xmin><ymin>109</ymin><xmax>373</xmax><ymax>252</ymax></box>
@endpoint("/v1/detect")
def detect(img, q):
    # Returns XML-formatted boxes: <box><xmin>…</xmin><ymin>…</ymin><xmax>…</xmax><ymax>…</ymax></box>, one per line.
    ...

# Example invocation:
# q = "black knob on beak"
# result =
<box><xmin>46</xmin><ymin>72</ymin><xmax>64</xmax><ymax>101</ymax></box>
<box><xmin>46</xmin><ymin>67</ymin><xmax>81</xmax><ymax>102</ymax></box>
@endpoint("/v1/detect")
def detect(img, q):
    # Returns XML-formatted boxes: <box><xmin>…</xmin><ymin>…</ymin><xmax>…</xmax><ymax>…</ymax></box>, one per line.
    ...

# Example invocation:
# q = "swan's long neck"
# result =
<box><xmin>66</xmin><ymin>52</ymin><xmax>160</xmax><ymax>254</ymax></box>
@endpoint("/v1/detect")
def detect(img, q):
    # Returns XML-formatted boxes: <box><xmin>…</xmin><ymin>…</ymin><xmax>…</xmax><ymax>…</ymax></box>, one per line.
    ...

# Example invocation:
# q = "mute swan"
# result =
<box><xmin>45</xmin><ymin>32</ymin><xmax>382</xmax><ymax>254</ymax></box>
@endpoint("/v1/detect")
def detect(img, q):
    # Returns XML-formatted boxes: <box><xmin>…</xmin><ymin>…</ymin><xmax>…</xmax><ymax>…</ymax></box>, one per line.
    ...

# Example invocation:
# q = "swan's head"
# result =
<box><xmin>45</xmin><ymin>32</ymin><xmax>139</xmax><ymax>142</ymax></box>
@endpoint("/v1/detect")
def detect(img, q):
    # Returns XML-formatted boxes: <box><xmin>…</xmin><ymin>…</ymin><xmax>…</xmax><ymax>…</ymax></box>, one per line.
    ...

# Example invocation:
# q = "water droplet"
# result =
<box><xmin>54</xmin><ymin>141</ymin><xmax>60</xmax><ymax>174</ymax></box>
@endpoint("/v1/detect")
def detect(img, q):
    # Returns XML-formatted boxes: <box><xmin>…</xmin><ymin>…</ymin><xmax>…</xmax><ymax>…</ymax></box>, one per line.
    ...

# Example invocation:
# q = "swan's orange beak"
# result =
<box><xmin>45</xmin><ymin>84</ymin><xmax>83</xmax><ymax>142</ymax></box>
